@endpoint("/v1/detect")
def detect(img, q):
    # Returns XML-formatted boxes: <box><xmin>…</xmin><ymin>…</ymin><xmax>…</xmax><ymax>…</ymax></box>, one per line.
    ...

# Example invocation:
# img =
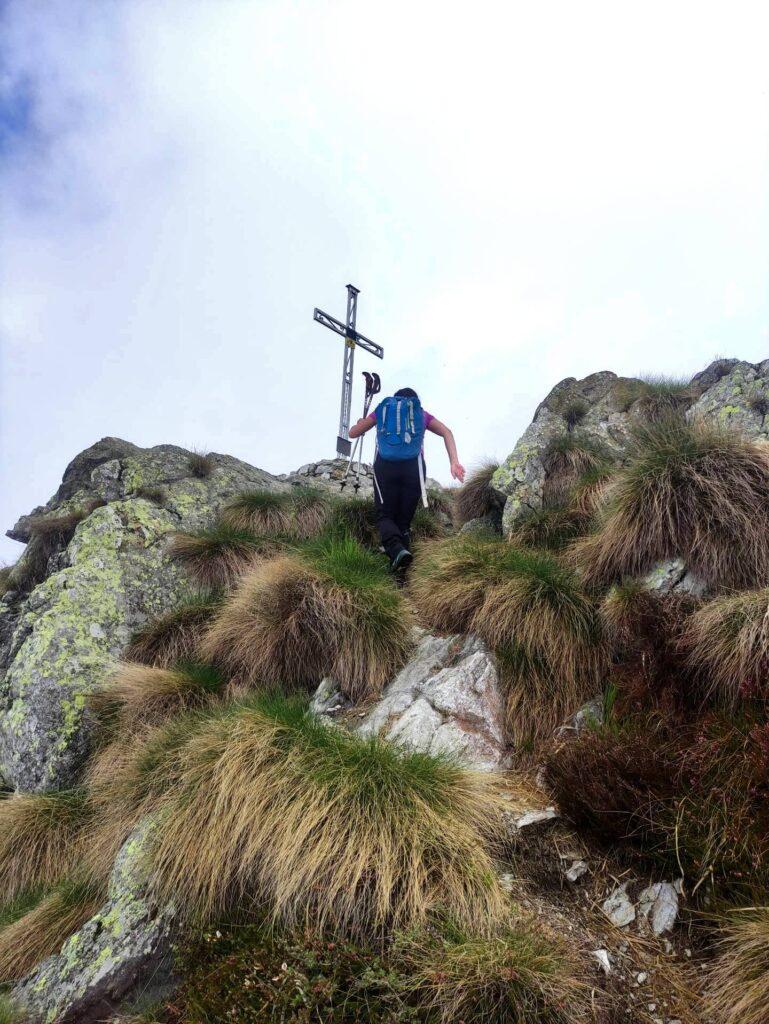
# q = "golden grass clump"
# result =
<box><xmin>570</xmin><ymin>418</ymin><xmax>769</xmax><ymax>590</ymax></box>
<box><xmin>541</xmin><ymin>433</ymin><xmax>612</xmax><ymax>509</ymax></box>
<box><xmin>0</xmin><ymin>877</ymin><xmax>103</xmax><ymax>982</ymax></box>
<box><xmin>0</xmin><ymin>790</ymin><xmax>90</xmax><ymax>903</ymax></box>
<box><xmin>201</xmin><ymin>537</ymin><xmax>414</xmax><ymax>702</ymax></box>
<box><xmin>124</xmin><ymin>596</ymin><xmax>221</xmax><ymax>668</ymax></box>
<box><xmin>148</xmin><ymin>693</ymin><xmax>509</xmax><ymax>936</ymax></box>
<box><xmin>91</xmin><ymin>660</ymin><xmax>228</xmax><ymax>737</ymax></box>
<box><xmin>707</xmin><ymin>907</ymin><xmax>769</xmax><ymax>1024</ymax></box>
<box><xmin>452</xmin><ymin>462</ymin><xmax>504</xmax><ymax>527</ymax></box>
<box><xmin>168</xmin><ymin>525</ymin><xmax>285</xmax><ymax>591</ymax></box>
<box><xmin>411</xmin><ymin>534</ymin><xmax>606</xmax><ymax>747</ymax></box>
<box><xmin>401</xmin><ymin>915</ymin><xmax>585</xmax><ymax>1024</ymax></box>
<box><xmin>221</xmin><ymin>488</ymin><xmax>327</xmax><ymax>538</ymax></box>
<box><xmin>681</xmin><ymin>589</ymin><xmax>769</xmax><ymax>707</ymax></box>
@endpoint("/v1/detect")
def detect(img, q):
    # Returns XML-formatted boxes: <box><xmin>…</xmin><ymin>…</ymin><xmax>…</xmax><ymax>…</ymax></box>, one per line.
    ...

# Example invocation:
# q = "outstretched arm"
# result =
<box><xmin>426</xmin><ymin>418</ymin><xmax>466</xmax><ymax>482</ymax></box>
<box><xmin>348</xmin><ymin>414</ymin><xmax>376</xmax><ymax>440</ymax></box>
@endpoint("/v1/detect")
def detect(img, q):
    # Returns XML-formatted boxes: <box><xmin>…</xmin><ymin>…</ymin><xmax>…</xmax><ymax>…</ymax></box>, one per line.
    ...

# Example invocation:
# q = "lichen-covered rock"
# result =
<box><xmin>687</xmin><ymin>358</ymin><xmax>769</xmax><ymax>439</ymax></box>
<box><xmin>13</xmin><ymin>820</ymin><xmax>174</xmax><ymax>1024</ymax></box>
<box><xmin>0</xmin><ymin>502</ymin><xmax>189</xmax><ymax>791</ymax></box>
<box><xmin>492</xmin><ymin>371</ymin><xmax>638</xmax><ymax>534</ymax></box>
<box><xmin>640</xmin><ymin>559</ymin><xmax>706</xmax><ymax>597</ymax></box>
<box><xmin>1</xmin><ymin>438</ymin><xmax>287</xmax><ymax>792</ymax></box>
<box><xmin>314</xmin><ymin>629</ymin><xmax>511</xmax><ymax>771</ymax></box>
<box><xmin>281</xmin><ymin>457</ymin><xmax>444</xmax><ymax>502</ymax></box>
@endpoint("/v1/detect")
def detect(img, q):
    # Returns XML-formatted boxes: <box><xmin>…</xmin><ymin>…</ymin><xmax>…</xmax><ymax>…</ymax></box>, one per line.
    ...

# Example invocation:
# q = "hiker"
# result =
<box><xmin>349</xmin><ymin>387</ymin><xmax>466</xmax><ymax>569</ymax></box>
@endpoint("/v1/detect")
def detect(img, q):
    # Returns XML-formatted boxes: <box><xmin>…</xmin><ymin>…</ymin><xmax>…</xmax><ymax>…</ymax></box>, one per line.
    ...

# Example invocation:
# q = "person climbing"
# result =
<box><xmin>349</xmin><ymin>387</ymin><xmax>466</xmax><ymax>570</ymax></box>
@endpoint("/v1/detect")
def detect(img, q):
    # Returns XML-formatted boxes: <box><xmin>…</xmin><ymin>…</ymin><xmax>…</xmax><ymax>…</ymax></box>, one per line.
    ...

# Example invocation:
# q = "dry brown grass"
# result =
<box><xmin>681</xmin><ymin>590</ymin><xmax>769</xmax><ymax>707</ymax></box>
<box><xmin>401</xmin><ymin>914</ymin><xmax>586</xmax><ymax>1023</ymax></box>
<box><xmin>188</xmin><ymin>450</ymin><xmax>215</xmax><ymax>478</ymax></box>
<box><xmin>411</xmin><ymin>535</ymin><xmax>606</xmax><ymax>748</ymax></box>
<box><xmin>201</xmin><ymin>539</ymin><xmax>414</xmax><ymax>702</ymax></box>
<box><xmin>168</xmin><ymin>526</ymin><xmax>284</xmax><ymax>592</ymax></box>
<box><xmin>707</xmin><ymin>907</ymin><xmax>769</xmax><ymax>1024</ymax></box>
<box><xmin>11</xmin><ymin>501</ymin><xmax>107</xmax><ymax>592</ymax></box>
<box><xmin>570</xmin><ymin>418</ymin><xmax>769</xmax><ymax>590</ymax></box>
<box><xmin>91</xmin><ymin>661</ymin><xmax>227</xmax><ymax>737</ymax></box>
<box><xmin>124</xmin><ymin>598</ymin><xmax>221</xmax><ymax>667</ymax></box>
<box><xmin>148</xmin><ymin>693</ymin><xmax>510</xmax><ymax>937</ymax></box>
<box><xmin>452</xmin><ymin>462</ymin><xmax>504</xmax><ymax>527</ymax></box>
<box><xmin>221</xmin><ymin>488</ymin><xmax>333</xmax><ymax>540</ymax></box>
<box><xmin>0</xmin><ymin>791</ymin><xmax>90</xmax><ymax>903</ymax></box>
<box><xmin>0</xmin><ymin>878</ymin><xmax>103</xmax><ymax>982</ymax></box>
<box><xmin>541</xmin><ymin>434</ymin><xmax>611</xmax><ymax>509</ymax></box>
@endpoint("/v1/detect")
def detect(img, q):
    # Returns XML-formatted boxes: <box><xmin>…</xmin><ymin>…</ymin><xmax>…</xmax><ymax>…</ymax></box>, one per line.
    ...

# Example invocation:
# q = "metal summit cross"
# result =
<box><xmin>314</xmin><ymin>284</ymin><xmax>384</xmax><ymax>456</ymax></box>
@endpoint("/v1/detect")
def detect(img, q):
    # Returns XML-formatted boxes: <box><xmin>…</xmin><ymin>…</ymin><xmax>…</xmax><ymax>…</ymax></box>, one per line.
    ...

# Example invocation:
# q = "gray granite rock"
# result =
<box><xmin>687</xmin><ymin>358</ymin><xmax>769</xmax><ymax>439</ymax></box>
<box><xmin>1</xmin><ymin>438</ymin><xmax>286</xmax><ymax>793</ymax></box>
<box><xmin>316</xmin><ymin>629</ymin><xmax>511</xmax><ymax>771</ymax></box>
<box><xmin>13</xmin><ymin>820</ymin><xmax>174</xmax><ymax>1024</ymax></box>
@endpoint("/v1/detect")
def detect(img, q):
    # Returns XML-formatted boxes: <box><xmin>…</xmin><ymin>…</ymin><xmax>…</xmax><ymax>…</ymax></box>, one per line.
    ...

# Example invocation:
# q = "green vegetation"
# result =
<box><xmin>188</xmin><ymin>450</ymin><xmax>215</xmax><ymax>478</ymax></box>
<box><xmin>125</xmin><ymin>595</ymin><xmax>222</xmax><ymax>668</ymax></box>
<box><xmin>614</xmin><ymin>374</ymin><xmax>693</xmax><ymax>417</ymax></box>
<box><xmin>411</xmin><ymin>534</ymin><xmax>606</xmax><ymax>746</ymax></box>
<box><xmin>0</xmin><ymin>790</ymin><xmax>90</xmax><ymax>903</ymax></box>
<box><xmin>134</xmin><ymin>485</ymin><xmax>168</xmax><ymax>505</ymax></box>
<box><xmin>202</xmin><ymin>537</ymin><xmax>414</xmax><ymax>701</ymax></box>
<box><xmin>682</xmin><ymin>589</ymin><xmax>769</xmax><ymax>707</ymax></box>
<box><xmin>571</xmin><ymin>418</ymin><xmax>769</xmax><ymax>589</ymax></box>
<box><xmin>168</xmin><ymin>524</ymin><xmax>286</xmax><ymax>591</ymax></box>
<box><xmin>0</xmin><ymin>994</ymin><xmax>23</xmax><ymax>1024</ymax></box>
<box><xmin>452</xmin><ymin>462</ymin><xmax>502</xmax><ymax>527</ymax></box>
<box><xmin>146</xmin><ymin>692</ymin><xmax>507</xmax><ymax>934</ymax></box>
<box><xmin>0</xmin><ymin>876</ymin><xmax>103</xmax><ymax>981</ymax></box>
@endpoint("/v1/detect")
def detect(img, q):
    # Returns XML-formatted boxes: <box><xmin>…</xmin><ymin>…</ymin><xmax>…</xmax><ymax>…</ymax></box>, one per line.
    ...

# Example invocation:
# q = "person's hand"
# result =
<box><xmin>450</xmin><ymin>461</ymin><xmax>466</xmax><ymax>483</ymax></box>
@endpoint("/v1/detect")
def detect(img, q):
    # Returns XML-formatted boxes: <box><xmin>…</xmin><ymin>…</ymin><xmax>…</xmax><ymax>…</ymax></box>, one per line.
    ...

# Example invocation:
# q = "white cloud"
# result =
<box><xmin>1</xmin><ymin>0</ymin><xmax>768</xmax><ymax>561</ymax></box>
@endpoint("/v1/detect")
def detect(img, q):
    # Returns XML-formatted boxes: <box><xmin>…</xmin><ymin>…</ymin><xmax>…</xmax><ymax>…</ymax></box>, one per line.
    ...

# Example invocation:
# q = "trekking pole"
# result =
<box><xmin>341</xmin><ymin>372</ymin><xmax>380</xmax><ymax>492</ymax></box>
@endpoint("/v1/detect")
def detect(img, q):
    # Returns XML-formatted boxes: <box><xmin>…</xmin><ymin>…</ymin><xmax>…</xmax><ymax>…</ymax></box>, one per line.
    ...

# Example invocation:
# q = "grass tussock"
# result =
<box><xmin>0</xmin><ymin>566</ymin><xmax>13</xmax><ymax>598</ymax></box>
<box><xmin>411</xmin><ymin>535</ymin><xmax>606</xmax><ymax>747</ymax></box>
<box><xmin>0</xmin><ymin>877</ymin><xmax>103</xmax><ymax>982</ymax></box>
<box><xmin>707</xmin><ymin>907</ymin><xmax>769</xmax><ymax>1024</ymax></box>
<box><xmin>92</xmin><ymin>661</ymin><xmax>227</xmax><ymax>737</ymax></box>
<box><xmin>201</xmin><ymin>538</ymin><xmax>414</xmax><ymax>701</ymax></box>
<box><xmin>0</xmin><ymin>994</ymin><xmax>23</xmax><ymax>1024</ymax></box>
<box><xmin>0</xmin><ymin>790</ymin><xmax>90</xmax><ymax>902</ymax></box>
<box><xmin>401</xmin><ymin>916</ymin><xmax>584</xmax><ymax>1024</ymax></box>
<box><xmin>134</xmin><ymin>485</ymin><xmax>167</xmax><ymax>505</ymax></box>
<box><xmin>452</xmin><ymin>462</ymin><xmax>504</xmax><ymax>527</ymax></box>
<box><xmin>222</xmin><ymin>488</ymin><xmax>330</xmax><ymax>539</ymax></box>
<box><xmin>681</xmin><ymin>590</ymin><xmax>769</xmax><ymax>707</ymax></box>
<box><xmin>148</xmin><ymin>693</ymin><xmax>509</xmax><ymax>936</ymax></box>
<box><xmin>746</xmin><ymin>385</ymin><xmax>769</xmax><ymax>417</ymax></box>
<box><xmin>507</xmin><ymin>505</ymin><xmax>587</xmax><ymax>552</ymax></box>
<box><xmin>188</xmin><ymin>450</ymin><xmax>215</xmax><ymax>478</ymax></box>
<box><xmin>124</xmin><ymin>596</ymin><xmax>222</xmax><ymax>668</ymax></box>
<box><xmin>168</xmin><ymin>525</ymin><xmax>285</xmax><ymax>592</ymax></box>
<box><xmin>541</xmin><ymin>433</ymin><xmax>612</xmax><ymax>509</ymax></box>
<box><xmin>615</xmin><ymin>374</ymin><xmax>693</xmax><ymax>417</ymax></box>
<box><xmin>570</xmin><ymin>418</ymin><xmax>769</xmax><ymax>590</ymax></box>
<box><xmin>11</xmin><ymin>500</ymin><xmax>107</xmax><ymax>592</ymax></box>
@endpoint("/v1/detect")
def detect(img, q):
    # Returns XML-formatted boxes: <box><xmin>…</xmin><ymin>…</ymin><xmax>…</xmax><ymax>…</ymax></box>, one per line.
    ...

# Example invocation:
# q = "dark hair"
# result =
<box><xmin>394</xmin><ymin>388</ymin><xmax>419</xmax><ymax>400</ymax></box>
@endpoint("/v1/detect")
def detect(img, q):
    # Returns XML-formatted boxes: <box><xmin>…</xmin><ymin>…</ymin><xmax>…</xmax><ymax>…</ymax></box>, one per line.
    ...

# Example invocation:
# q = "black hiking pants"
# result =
<box><xmin>373</xmin><ymin>454</ymin><xmax>424</xmax><ymax>562</ymax></box>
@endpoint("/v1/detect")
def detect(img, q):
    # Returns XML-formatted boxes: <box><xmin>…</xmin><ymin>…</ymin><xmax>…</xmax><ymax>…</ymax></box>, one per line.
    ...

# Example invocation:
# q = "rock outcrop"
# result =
<box><xmin>492</xmin><ymin>359</ymin><xmax>769</xmax><ymax>536</ymax></box>
<box><xmin>313</xmin><ymin>629</ymin><xmax>511</xmax><ymax>772</ymax></box>
<box><xmin>1</xmin><ymin>438</ymin><xmax>285</xmax><ymax>792</ymax></box>
<box><xmin>13</xmin><ymin>820</ymin><xmax>174</xmax><ymax>1024</ymax></box>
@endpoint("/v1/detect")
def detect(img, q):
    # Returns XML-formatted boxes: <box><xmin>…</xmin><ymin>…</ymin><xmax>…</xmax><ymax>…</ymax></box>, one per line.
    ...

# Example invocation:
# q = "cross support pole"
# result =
<box><xmin>313</xmin><ymin>284</ymin><xmax>384</xmax><ymax>457</ymax></box>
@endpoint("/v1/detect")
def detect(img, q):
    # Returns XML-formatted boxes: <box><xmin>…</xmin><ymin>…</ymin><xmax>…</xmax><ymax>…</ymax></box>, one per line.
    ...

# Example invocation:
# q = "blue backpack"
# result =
<box><xmin>375</xmin><ymin>395</ymin><xmax>425</xmax><ymax>461</ymax></box>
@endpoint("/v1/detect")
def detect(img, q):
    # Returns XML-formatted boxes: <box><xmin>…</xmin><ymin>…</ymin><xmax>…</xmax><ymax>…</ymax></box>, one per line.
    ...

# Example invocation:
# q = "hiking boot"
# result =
<box><xmin>391</xmin><ymin>547</ymin><xmax>413</xmax><ymax>571</ymax></box>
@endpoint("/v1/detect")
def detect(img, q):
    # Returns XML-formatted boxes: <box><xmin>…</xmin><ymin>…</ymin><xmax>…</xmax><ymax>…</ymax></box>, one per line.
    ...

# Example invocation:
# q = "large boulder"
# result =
<box><xmin>687</xmin><ymin>358</ymin><xmax>769</xmax><ymax>439</ymax></box>
<box><xmin>313</xmin><ymin>629</ymin><xmax>511</xmax><ymax>771</ymax></box>
<box><xmin>1</xmin><ymin>438</ymin><xmax>285</xmax><ymax>792</ymax></box>
<box><xmin>492</xmin><ymin>359</ymin><xmax>769</xmax><ymax>536</ymax></box>
<box><xmin>13</xmin><ymin>820</ymin><xmax>174</xmax><ymax>1024</ymax></box>
<box><xmin>491</xmin><ymin>371</ymin><xmax>639</xmax><ymax>534</ymax></box>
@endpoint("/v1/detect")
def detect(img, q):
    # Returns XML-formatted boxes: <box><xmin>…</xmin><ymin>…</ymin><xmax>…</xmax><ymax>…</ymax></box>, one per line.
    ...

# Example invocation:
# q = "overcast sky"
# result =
<box><xmin>1</xmin><ymin>1</ymin><xmax>768</xmax><ymax>563</ymax></box>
